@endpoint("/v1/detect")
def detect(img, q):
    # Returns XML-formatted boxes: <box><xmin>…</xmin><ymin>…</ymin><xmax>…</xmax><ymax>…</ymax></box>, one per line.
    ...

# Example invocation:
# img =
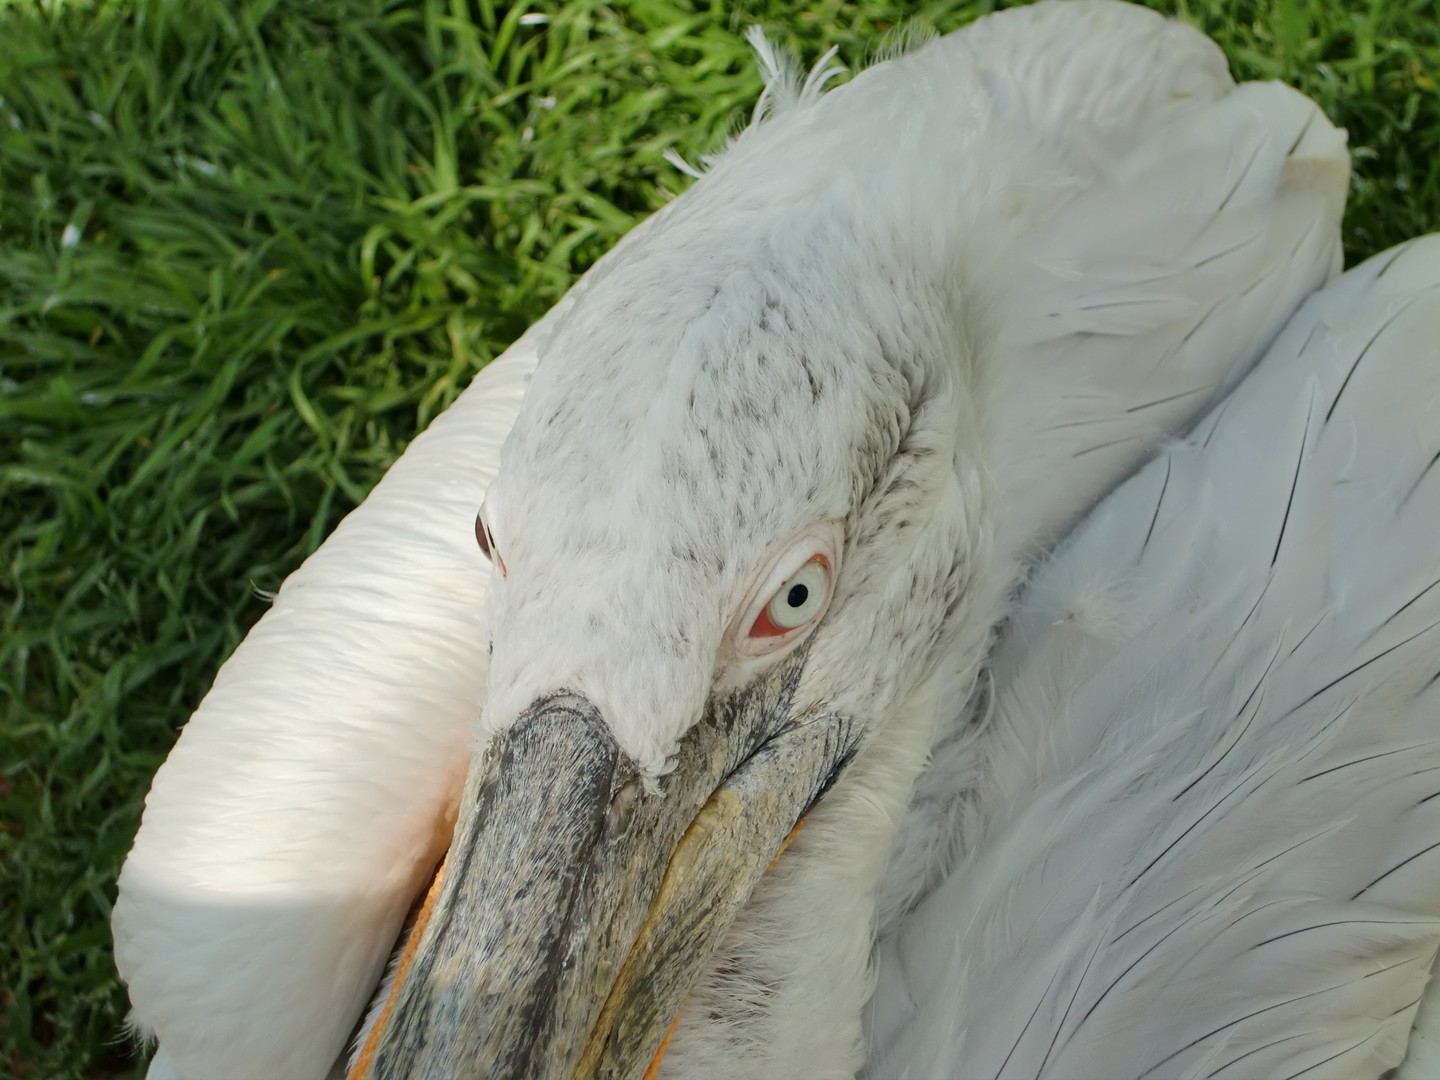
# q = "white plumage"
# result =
<box><xmin>866</xmin><ymin>235</ymin><xmax>1440</xmax><ymax>1079</ymax></box>
<box><xmin>113</xmin><ymin>348</ymin><xmax>534</xmax><ymax>1080</ymax></box>
<box><xmin>108</xmin><ymin>3</ymin><xmax>1395</xmax><ymax>1077</ymax></box>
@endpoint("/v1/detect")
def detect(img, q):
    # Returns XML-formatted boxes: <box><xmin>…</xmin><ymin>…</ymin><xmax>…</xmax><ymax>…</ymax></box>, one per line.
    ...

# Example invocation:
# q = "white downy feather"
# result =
<box><xmin>867</xmin><ymin>236</ymin><xmax>1440</xmax><ymax>1079</ymax></box>
<box><xmin>878</xmin><ymin>1</ymin><xmax>1350</xmax><ymax>931</ymax></box>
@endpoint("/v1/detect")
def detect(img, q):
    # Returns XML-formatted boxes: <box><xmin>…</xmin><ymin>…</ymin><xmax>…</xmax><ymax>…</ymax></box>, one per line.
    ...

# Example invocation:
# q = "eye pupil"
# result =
<box><xmin>786</xmin><ymin>584</ymin><xmax>809</xmax><ymax>608</ymax></box>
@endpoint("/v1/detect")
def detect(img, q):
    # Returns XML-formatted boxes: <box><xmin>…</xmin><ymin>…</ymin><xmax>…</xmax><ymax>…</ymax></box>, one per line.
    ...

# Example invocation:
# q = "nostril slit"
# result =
<box><xmin>606</xmin><ymin>777</ymin><xmax>641</xmax><ymax>839</ymax></box>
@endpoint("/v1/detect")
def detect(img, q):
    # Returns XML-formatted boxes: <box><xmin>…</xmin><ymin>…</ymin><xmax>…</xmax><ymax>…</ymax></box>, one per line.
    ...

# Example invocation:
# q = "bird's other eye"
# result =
<box><xmin>475</xmin><ymin>511</ymin><xmax>506</xmax><ymax>578</ymax></box>
<box><xmin>750</xmin><ymin>556</ymin><xmax>832</xmax><ymax>639</ymax></box>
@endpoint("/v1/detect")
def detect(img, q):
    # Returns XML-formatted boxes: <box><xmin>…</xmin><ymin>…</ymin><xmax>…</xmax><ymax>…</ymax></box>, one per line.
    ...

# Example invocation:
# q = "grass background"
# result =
<box><xmin>1</xmin><ymin>0</ymin><xmax>1435</xmax><ymax>1076</ymax></box>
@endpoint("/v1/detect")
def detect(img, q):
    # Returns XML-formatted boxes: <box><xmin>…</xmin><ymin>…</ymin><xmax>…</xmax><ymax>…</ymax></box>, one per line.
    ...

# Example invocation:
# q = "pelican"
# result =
<box><xmin>111</xmin><ymin>3</ymin><xmax>1352</xmax><ymax>1077</ymax></box>
<box><xmin>866</xmin><ymin>234</ymin><xmax>1440</xmax><ymax>1079</ymax></box>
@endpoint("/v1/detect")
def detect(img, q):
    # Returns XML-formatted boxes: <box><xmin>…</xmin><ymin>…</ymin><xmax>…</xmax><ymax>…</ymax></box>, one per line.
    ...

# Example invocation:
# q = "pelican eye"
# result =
<box><xmin>750</xmin><ymin>555</ymin><xmax>832</xmax><ymax>639</ymax></box>
<box><xmin>474</xmin><ymin>511</ymin><xmax>507</xmax><ymax>578</ymax></box>
<box><xmin>729</xmin><ymin>520</ymin><xmax>842</xmax><ymax>662</ymax></box>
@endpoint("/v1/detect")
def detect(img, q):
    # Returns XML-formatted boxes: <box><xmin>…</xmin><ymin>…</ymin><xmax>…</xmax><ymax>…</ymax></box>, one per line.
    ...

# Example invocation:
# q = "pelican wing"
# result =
<box><xmin>958</xmin><ymin>0</ymin><xmax>1349</xmax><ymax>553</ymax></box>
<box><xmin>868</xmin><ymin>237</ymin><xmax>1440</xmax><ymax>1079</ymax></box>
<box><xmin>877</xmin><ymin>1</ymin><xmax>1349</xmax><ymax>927</ymax></box>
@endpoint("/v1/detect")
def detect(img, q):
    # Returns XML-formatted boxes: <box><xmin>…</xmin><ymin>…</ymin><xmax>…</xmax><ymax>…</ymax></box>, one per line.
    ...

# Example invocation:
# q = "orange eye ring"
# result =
<box><xmin>725</xmin><ymin>521</ymin><xmax>844</xmax><ymax>664</ymax></box>
<box><xmin>748</xmin><ymin>554</ymin><xmax>831</xmax><ymax>639</ymax></box>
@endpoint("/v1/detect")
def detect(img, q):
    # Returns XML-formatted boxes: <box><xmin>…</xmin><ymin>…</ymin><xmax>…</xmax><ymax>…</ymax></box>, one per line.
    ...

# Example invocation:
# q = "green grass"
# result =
<box><xmin>1</xmin><ymin>0</ymin><xmax>1435</xmax><ymax>1076</ymax></box>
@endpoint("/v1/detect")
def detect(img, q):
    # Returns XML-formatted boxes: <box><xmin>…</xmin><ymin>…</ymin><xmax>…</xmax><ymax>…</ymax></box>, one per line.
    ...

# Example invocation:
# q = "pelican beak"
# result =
<box><xmin>359</xmin><ymin>643</ymin><xmax>858</xmax><ymax>1080</ymax></box>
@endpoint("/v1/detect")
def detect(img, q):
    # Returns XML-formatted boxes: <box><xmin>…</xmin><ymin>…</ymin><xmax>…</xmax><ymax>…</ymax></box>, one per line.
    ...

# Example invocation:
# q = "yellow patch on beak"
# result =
<box><xmin>643</xmin><ymin>814</ymin><xmax>806</xmax><ymax>1079</ymax></box>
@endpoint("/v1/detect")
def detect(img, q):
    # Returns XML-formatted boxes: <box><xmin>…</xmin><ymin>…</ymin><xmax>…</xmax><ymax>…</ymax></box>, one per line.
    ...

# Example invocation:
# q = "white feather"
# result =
<box><xmin>112</xmin><ymin>339</ymin><xmax>536</xmax><ymax>1077</ymax></box>
<box><xmin>867</xmin><ymin>236</ymin><xmax>1440</xmax><ymax>1079</ymax></box>
<box><xmin>878</xmin><ymin>0</ymin><xmax>1350</xmax><ymax>934</ymax></box>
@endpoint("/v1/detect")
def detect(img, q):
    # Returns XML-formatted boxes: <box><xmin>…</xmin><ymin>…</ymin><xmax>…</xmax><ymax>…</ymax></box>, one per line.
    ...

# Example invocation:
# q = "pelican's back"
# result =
<box><xmin>868</xmin><ymin>237</ymin><xmax>1440</xmax><ymax>1079</ymax></box>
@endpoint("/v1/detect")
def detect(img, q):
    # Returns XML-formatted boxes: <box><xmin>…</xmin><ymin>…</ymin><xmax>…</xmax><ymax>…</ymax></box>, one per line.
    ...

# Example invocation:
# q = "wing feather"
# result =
<box><xmin>881</xmin><ymin>1</ymin><xmax>1349</xmax><ymax>930</ymax></box>
<box><xmin>867</xmin><ymin>236</ymin><xmax>1440</xmax><ymax>1079</ymax></box>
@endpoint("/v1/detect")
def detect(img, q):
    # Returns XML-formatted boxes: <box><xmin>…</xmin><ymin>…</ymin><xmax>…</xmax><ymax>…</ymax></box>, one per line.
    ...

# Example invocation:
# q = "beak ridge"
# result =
<box><xmin>373</xmin><ymin>693</ymin><xmax>631</xmax><ymax>1079</ymax></box>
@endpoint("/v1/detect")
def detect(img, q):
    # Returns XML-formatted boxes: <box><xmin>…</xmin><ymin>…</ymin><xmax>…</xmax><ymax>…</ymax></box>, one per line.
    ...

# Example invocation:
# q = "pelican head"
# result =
<box><xmin>366</xmin><ymin>51</ymin><xmax>1004</xmax><ymax>1080</ymax></box>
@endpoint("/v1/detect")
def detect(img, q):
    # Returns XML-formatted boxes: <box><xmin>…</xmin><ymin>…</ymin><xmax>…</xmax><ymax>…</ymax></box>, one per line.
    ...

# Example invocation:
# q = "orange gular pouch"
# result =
<box><xmin>347</xmin><ymin>858</ymin><xmax>448</xmax><ymax>1080</ymax></box>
